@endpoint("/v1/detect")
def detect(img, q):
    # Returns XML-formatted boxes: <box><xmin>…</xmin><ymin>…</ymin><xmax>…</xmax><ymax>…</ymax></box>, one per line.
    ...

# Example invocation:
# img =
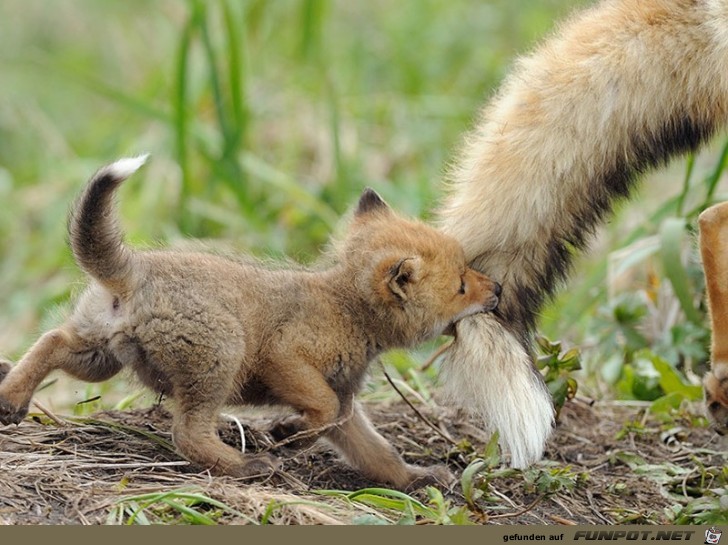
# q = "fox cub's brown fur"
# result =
<box><xmin>699</xmin><ymin>202</ymin><xmax>728</xmax><ymax>435</ymax></box>
<box><xmin>0</xmin><ymin>156</ymin><xmax>500</xmax><ymax>489</ymax></box>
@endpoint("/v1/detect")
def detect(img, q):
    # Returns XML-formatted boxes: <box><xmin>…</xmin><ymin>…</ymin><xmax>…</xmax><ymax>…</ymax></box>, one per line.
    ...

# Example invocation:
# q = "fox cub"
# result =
<box><xmin>0</xmin><ymin>156</ymin><xmax>500</xmax><ymax>489</ymax></box>
<box><xmin>699</xmin><ymin>203</ymin><xmax>728</xmax><ymax>435</ymax></box>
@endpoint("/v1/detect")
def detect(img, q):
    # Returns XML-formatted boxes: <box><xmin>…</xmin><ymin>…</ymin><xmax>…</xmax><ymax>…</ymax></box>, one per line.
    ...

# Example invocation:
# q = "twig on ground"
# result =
<box><xmin>489</xmin><ymin>495</ymin><xmax>545</xmax><ymax>520</ymax></box>
<box><xmin>381</xmin><ymin>366</ymin><xmax>458</xmax><ymax>447</ymax></box>
<box><xmin>549</xmin><ymin>514</ymin><xmax>577</xmax><ymax>525</ymax></box>
<box><xmin>586</xmin><ymin>489</ymin><xmax>612</xmax><ymax>524</ymax></box>
<box><xmin>31</xmin><ymin>399</ymin><xmax>67</xmax><ymax>426</ymax></box>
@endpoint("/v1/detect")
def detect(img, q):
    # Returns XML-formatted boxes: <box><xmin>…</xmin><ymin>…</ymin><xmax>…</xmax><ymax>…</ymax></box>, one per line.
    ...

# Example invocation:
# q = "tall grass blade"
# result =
<box><xmin>300</xmin><ymin>0</ymin><xmax>326</xmax><ymax>61</ymax></box>
<box><xmin>198</xmin><ymin>5</ymin><xmax>233</xmax><ymax>149</ymax></box>
<box><xmin>317</xmin><ymin>487</ymin><xmax>438</xmax><ymax>519</ymax></box>
<box><xmin>705</xmin><ymin>139</ymin><xmax>728</xmax><ymax>202</ymax></box>
<box><xmin>658</xmin><ymin>217</ymin><xmax>701</xmax><ymax>325</ymax></box>
<box><xmin>222</xmin><ymin>0</ymin><xmax>248</xmax><ymax>153</ymax></box>
<box><xmin>160</xmin><ymin>498</ymin><xmax>217</xmax><ymax>525</ymax></box>
<box><xmin>676</xmin><ymin>153</ymin><xmax>695</xmax><ymax>216</ymax></box>
<box><xmin>173</xmin><ymin>1</ymin><xmax>201</xmax><ymax>211</ymax></box>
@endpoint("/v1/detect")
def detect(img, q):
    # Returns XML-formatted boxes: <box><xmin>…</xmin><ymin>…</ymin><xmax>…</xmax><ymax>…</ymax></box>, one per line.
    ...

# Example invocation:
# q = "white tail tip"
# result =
<box><xmin>104</xmin><ymin>154</ymin><xmax>150</xmax><ymax>179</ymax></box>
<box><xmin>440</xmin><ymin>313</ymin><xmax>554</xmax><ymax>468</ymax></box>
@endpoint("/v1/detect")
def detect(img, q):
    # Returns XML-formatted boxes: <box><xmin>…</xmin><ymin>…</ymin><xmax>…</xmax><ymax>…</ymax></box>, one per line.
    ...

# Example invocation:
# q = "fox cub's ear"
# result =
<box><xmin>356</xmin><ymin>188</ymin><xmax>391</xmax><ymax>216</ymax></box>
<box><xmin>386</xmin><ymin>257</ymin><xmax>420</xmax><ymax>302</ymax></box>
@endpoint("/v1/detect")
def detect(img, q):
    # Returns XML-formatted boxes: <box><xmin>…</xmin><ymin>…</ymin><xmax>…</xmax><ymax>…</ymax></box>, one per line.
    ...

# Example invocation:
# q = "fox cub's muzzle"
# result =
<box><xmin>464</xmin><ymin>268</ymin><xmax>500</xmax><ymax>313</ymax></box>
<box><xmin>483</xmin><ymin>279</ymin><xmax>501</xmax><ymax>312</ymax></box>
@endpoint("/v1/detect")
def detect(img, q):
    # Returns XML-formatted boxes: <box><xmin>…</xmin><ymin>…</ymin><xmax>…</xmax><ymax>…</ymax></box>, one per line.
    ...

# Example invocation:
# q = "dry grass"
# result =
<box><xmin>1</xmin><ymin>395</ymin><xmax>725</xmax><ymax>525</ymax></box>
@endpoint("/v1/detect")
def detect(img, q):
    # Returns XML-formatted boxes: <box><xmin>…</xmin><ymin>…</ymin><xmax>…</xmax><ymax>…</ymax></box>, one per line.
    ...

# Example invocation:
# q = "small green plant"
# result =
<box><xmin>615</xmin><ymin>349</ymin><xmax>703</xmax><ymax>406</ymax></box>
<box><xmin>459</xmin><ymin>433</ymin><xmax>502</xmax><ymax>509</ymax></box>
<box><xmin>615</xmin><ymin>419</ymin><xmax>648</xmax><ymax>441</ymax></box>
<box><xmin>460</xmin><ymin>459</ymin><xmax>488</xmax><ymax>509</ymax></box>
<box><xmin>522</xmin><ymin>465</ymin><xmax>588</xmax><ymax>495</ymax></box>
<box><xmin>457</xmin><ymin>434</ymin><xmax>525</xmax><ymax>510</ymax></box>
<box><xmin>667</xmin><ymin>496</ymin><xmax>728</xmax><ymax>524</ymax></box>
<box><xmin>536</xmin><ymin>335</ymin><xmax>581</xmax><ymax>416</ymax></box>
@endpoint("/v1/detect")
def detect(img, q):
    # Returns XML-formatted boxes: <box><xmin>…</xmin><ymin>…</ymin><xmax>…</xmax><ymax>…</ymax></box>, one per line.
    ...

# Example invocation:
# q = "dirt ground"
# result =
<box><xmin>0</xmin><ymin>396</ymin><xmax>725</xmax><ymax>525</ymax></box>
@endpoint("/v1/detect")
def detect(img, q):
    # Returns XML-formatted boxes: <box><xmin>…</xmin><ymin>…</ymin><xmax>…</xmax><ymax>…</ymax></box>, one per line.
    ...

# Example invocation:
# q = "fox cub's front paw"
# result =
<box><xmin>404</xmin><ymin>464</ymin><xmax>456</xmax><ymax>491</ymax></box>
<box><xmin>0</xmin><ymin>360</ymin><xmax>29</xmax><ymax>426</ymax></box>
<box><xmin>0</xmin><ymin>396</ymin><xmax>28</xmax><ymax>426</ymax></box>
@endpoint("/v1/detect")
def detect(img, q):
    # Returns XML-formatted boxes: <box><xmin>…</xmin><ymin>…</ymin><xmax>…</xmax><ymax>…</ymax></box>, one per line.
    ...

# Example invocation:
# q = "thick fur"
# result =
<box><xmin>438</xmin><ymin>0</ymin><xmax>728</xmax><ymax>467</ymax></box>
<box><xmin>0</xmin><ymin>157</ymin><xmax>501</xmax><ymax>490</ymax></box>
<box><xmin>699</xmin><ymin>203</ymin><xmax>728</xmax><ymax>434</ymax></box>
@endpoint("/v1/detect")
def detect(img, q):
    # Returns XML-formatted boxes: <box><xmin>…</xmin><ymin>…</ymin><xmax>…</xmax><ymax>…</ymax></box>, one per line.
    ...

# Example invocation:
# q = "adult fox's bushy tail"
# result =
<box><xmin>68</xmin><ymin>155</ymin><xmax>148</xmax><ymax>294</ymax></box>
<box><xmin>438</xmin><ymin>0</ymin><xmax>728</xmax><ymax>467</ymax></box>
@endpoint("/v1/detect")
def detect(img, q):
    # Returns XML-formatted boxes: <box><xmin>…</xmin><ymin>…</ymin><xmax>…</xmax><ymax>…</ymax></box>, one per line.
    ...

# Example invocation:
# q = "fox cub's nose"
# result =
<box><xmin>492</xmin><ymin>282</ymin><xmax>502</xmax><ymax>297</ymax></box>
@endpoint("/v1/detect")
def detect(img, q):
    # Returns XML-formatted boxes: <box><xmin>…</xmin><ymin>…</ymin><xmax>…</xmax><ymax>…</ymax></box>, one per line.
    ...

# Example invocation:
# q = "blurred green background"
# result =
<box><xmin>1</xmin><ymin>0</ymin><xmax>726</xmax><ymax>411</ymax></box>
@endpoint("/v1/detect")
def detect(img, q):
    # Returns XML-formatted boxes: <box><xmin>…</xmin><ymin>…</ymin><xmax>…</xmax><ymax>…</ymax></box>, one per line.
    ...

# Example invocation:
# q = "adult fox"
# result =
<box><xmin>438</xmin><ymin>0</ymin><xmax>728</xmax><ymax>467</ymax></box>
<box><xmin>699</xmin><ymin>204</ymin><xmax>728</xmax><ymax>435</ymax></box>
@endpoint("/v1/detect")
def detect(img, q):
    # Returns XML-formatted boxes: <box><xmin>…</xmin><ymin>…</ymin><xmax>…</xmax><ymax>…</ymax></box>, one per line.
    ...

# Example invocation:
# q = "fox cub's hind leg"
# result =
<box><xmin>325</xmin><ymin>402</ymin><xmax>455</xmax><ymax>490</ymax></box>
<box><xmin>166</xmin><ymin>343</ymin><xmax>278</xmax><ymax>478</ymax></box>
<box><xmin>171</xmin><ymin>398</ymin><xmax>278</xmax><ymax>478</ymax></box>
<box><xmin>0</xmin><ymin>327</ymin><xmax>123</xmax><ymax>425</ymax></box>
<box><xmin>699</xmin><ymin>203</ymin><xmax>728</xmax><ymax>434</ymax></box>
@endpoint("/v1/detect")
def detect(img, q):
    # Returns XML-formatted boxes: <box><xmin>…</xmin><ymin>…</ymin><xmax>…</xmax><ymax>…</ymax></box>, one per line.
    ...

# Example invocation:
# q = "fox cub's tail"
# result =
<box><xmin>68</xmin><ymin>155</ymin><xmax>148</xmax><ymax>293</ymax></box>
<box><xmin>438</xmin><ymin>0</ymin><xmax>728</xmax><ymax>467</ymax></box>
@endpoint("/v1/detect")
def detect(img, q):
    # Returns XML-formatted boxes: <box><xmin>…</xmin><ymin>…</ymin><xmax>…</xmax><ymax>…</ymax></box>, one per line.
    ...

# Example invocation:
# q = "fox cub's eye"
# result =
<box><xmin>458</xmin><ymin>278</ymin><xmax>466</xmax><ymax>295</ymax></box>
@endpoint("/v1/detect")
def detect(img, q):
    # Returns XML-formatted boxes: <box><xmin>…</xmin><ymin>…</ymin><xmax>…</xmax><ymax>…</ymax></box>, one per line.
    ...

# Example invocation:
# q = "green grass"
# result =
<box><xmin>109</xmin><ymin>488</ymin><xmax>258</xmax><ymax>525</ymax></box>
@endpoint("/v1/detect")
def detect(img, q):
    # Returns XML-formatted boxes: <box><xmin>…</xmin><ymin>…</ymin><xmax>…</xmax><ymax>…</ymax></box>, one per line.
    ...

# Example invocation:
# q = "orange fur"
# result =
<box><xmin>699</xmin><ymin>202</ymin><xmax>728</xmax><ymax>433</ymax></box>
